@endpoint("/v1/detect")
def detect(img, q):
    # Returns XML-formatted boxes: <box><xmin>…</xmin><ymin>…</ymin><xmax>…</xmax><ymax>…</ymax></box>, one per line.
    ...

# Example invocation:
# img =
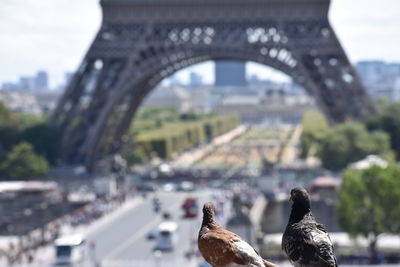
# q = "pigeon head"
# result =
<box><xmin>202</xmin><ymin>202</ymin><xmax>217</xmax><ymax>226</ymax></box>
<box><xmin>290</xmin><ymin>188</ymin><xmax>310</xmax><ymax>206</ymax></box>
<box><xmin>203</xmin><ymin>202</ymin><xmax>216</xmax><ymax>216</ymax></box>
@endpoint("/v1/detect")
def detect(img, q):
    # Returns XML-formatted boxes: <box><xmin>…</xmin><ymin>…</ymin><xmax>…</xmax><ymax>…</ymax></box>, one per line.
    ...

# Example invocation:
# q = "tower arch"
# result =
<box><xmin>50</xmin><ymin>0</ymin><xmax>375</xmax><ymax>170</ymax></box>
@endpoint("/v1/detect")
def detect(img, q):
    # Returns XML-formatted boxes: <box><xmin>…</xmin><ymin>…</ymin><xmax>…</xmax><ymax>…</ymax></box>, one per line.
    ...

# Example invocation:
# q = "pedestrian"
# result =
<box><xmin>27</xmin><ymin>251</ymin><xmax>34</xmax><ymax>264</ymax></box>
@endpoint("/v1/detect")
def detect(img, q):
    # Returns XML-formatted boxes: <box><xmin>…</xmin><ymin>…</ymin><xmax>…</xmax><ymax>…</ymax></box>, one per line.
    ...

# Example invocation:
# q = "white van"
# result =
<box><xmin>154</xmin><ymin>221</ymin><xmax>178</xmax><ymax>252</ymax></box>
<box><xmin>53</xmin><ymin>235</ymin><xmax>86</xmax><ymax>266</ymax></box>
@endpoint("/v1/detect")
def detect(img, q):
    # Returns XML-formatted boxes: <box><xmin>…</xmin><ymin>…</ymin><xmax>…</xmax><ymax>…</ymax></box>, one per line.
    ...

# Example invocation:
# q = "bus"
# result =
<box><xmin>53</xmin><ymin>235</ymin><xmax>86</xmax><ymax>266</ymax></box>
<box><xmin>154</xmin><ymin>221</ymin><xmax>178</xmax><ymax>252</ymax></box>
<box><xmin>182</xmin><ymin>197</ymin><xmax>198</xmax><ymax>218</ymax></box>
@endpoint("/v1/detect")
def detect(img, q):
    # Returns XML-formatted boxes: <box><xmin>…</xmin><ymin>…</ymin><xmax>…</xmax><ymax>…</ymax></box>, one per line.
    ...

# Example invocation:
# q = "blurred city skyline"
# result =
<box><xmin>0</xmin><ymin>0</ymin><xmax>399</xmax><ymax>87</ymax></box>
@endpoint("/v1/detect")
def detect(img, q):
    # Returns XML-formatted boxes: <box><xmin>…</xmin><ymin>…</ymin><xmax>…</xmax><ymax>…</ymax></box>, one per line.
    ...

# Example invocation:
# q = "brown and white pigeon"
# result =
<box><xmin>198</xmin><ymin>202</ymin><xmax>278</xmax><ymax>267</ymax></box>
<box><xmin>282</xmin><ymin>188</ymin><xmax>337</xmax><ymax>267</ymax></box>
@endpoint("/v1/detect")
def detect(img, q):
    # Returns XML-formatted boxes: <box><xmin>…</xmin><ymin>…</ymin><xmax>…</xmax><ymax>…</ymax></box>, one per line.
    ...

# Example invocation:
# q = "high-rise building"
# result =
<box><xmin>386</xmin><ymin>63</ymin><xmax>400</xmax><ymax>76</ymax></box>
<box><xmin>394</xmin><ymin>78</ymin><xmax>400</xmax><ymax>102</ymax></box>
<box><xmin>356</xmin><ymin>61</ymin><xmax>386</xmax><ymax>84</ymax></box>
<box><xmin>215</xmin><ymin>61</ymin><xmax>247</xmax><ymax>87</ymax></box>
<box><xmin>19</xmin><ymin>76</ymin><xmax>34</xmax><ymax>91</ymax></box>
<box><xmin>356</xmin><ymin>61</ymin><xmax>400</xmax><ymax>84</ymax></box>
<box><xmin>35</xmin><ymin>71</ymin><xmax>49</xmax><ymax>90</ymax></box>
<box><xmin>189</xmin><ymin>72</ymin><xmax>203</xmax><ymax>86</ymax></box>
<box><xmin>1</xmin><ymin>82</ymin><xmax>19</xmax><ymax>90</ymax></box>
<box><xmin>167</xmin><ymin>75</ymin><xmax>182</xmax><ymax>86</ymax></box>
<box><xmin>356</xmin><ymin>61</ymin><xmax>400</xmax><ymax>101</ymax></box>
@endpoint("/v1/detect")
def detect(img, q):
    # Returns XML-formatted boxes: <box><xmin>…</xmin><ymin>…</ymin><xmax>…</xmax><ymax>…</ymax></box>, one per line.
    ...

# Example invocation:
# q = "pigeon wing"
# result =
<box><xmin>231</xmin><ymin>238</ymin><xmax>265</xmax><ymax>267</ymax></box>
<box><xmin>282</xmin><ymin>222</ymin><xmax>337</xmax><ymax>267</ymax></box>
<box><xmin>282</xmin><ymin>225</ymin><xmax>304</xmax><ymax>263</ymax></box>
<box><xmin>313</xmin><ymin>223</ymin><xmax>337</xmax><ymax>267</ymax></box>
<box><xmin>198</xmin><ymin>229</ymin><xmax>246</xmax><ymax>266</ymax></box>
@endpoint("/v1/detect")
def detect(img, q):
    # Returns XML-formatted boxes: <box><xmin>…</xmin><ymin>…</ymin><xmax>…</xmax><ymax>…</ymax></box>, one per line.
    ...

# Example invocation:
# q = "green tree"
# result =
<box><xmin>180</xmin><ymin>111</ymin><xmax>198</xmax><ymax>121</ymax></box>
<box><xmin>21</xmin><ymin>124</ymin><xmax>60</xmax><ymax>164</ymax></box>
<box><xmin>0</xmin><ymin>103</ymin><xmax>21</xmax><ymax>160</ymax></box>
<box><xmin>0</xmin><ymin>102</ymin><xmax>18</xmax><ymax>127</ymax></box>
<box><xmin>367</xmin><ymin>102</ymin><xmax>400</xmax><ymax>160</ymax></box>
<box><xmin>123</xmin><ymin>148</ymin><xmax>148</xmax><ymax>166</ymax></box>
<box><xmin>0</xmin><ymin>143</ymin><xmax>6</xmax><ymax>162</ymax></box>
<box><xmin>300</xmin><ymin>111</ymin><xmax>328</xmax><ymax>158</ymax></box>
<box><xmin>15</xmin><ymin>112</ymin><xmax>45</xmax><ymax>129</ymax></box>
<box><xmin>0</xmin><ymin>126</ymin><xmax>20</xmax><ymax>159</ymax></box>
<box><xmin>338</xmin><ymin>165</ymin><xmax>400</xmax><ymax>261</ymax></box>
<box><xmin>0</xmin><ymin>142</ymin><xmax>49</xmax><ymax>179</ymax></box>
<box><xmin>318</xmin><ymin>123</ymin><xmax>393</xmax><ymax>171</ymax></box>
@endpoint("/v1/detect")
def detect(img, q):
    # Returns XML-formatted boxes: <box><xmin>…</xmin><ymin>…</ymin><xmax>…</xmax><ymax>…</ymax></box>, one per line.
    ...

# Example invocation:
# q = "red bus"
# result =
<box><xmin>182</xmin><ymin>197</ymin><xmax>198</xmax><ymax>218</ymax></box>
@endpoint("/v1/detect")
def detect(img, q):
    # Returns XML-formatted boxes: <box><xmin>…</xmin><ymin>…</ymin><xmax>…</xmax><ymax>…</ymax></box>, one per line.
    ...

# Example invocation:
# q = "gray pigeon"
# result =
<box><xmin>282</xmin><ymin>188</ymin><xmax>337</xmax><ymax>267</ymax></box>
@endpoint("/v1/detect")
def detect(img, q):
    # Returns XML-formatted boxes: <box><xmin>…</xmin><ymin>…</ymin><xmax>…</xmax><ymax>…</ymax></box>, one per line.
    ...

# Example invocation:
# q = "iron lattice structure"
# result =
<box><xmin>50</xmin><ymin>0</ymin><xmax>375</xmax><ymax>170</ymax></box>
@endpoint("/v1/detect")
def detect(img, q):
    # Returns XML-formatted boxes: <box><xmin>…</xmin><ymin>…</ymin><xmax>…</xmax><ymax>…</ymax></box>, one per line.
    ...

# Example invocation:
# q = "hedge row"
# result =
<box><xmin>135</xmin><ymin>115</ymin><xmax>239</xmax><ymax>159</ymax></box>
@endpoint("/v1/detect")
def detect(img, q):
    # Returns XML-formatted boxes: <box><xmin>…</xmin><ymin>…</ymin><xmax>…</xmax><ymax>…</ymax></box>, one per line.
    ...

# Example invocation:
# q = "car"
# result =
<box><xmin>146</xmin><ymin>229</ymin><xmax>158</xmax><ymax>240</ymax></box>
<box><xmin>178</xmin><ymin>181</ymin><xmax>195</xmax><ymax>191</ymax></box>
<box><xmin>162</xmin><ymin>183</ymin><xmax>176</xmax><ymax>192</ymax></box>
<box><xmin>163</xmin><ymin>212</ymin><xmax>171</xmax><ymax>220</ymax></box>
<box><xmin>153</xmin><ymin>221</ymin><xmax>179</xmax><ymax>252</ymax></box>
<box><xmin>136</xmin><ymin>183</ymin><xmax>157</xmax><ymax>193</ymax></box>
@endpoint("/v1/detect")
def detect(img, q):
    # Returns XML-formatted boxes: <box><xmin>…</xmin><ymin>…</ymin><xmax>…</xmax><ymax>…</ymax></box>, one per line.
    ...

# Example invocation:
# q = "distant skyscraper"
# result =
<box><xmin>248</xmin><ymin>74</ymin><xmax>262</xmax><ymax>86</ymax></box>
<box><xmin>168</xmin><ymin>76</ymin><xmax>181</xmax><ymax>86</ymax></box>
<box><xmin>356</xmin><ymin>61</ymin><xmax>400</xmax><ymax>84</ymax></box>
<box><xmin>386</xmin><ymin>63</ymin><xmax>400</xmax><ymax>77</ymax></box>
<box><xmin>35</xmin><ymin>71</ymin><xmax>48</xmax><ymax>90</ymax></box>
<box><xmin>355</xmin><ymin>61</ymin><xmax>400</xmax><ymax>101</ymax></box>
<box><xmin>356</xmin><ymin>61</ymin><xmax>386</xmax><ymax>84</ymax></box>
<box><xmin>189</xmin><ymin>72</ymin><xmax>203</xmax><ymax>86</ymax></box>
<box><xmin>394</xmin><ymin>78</ymin><xmax>400</xmax><ymax>102</ymax></box>
<box><xmin>1</xmin><ymin>82</ymin><xmax>19</xmax><ymax>90</ymax></box>
<box><xmin>215</xmin><ymin>61</ymin><xmax>247</xmax><ymax>87</ymax></box>
<box><xmin>19</xmin><ymin>76</ymin><xmax>34</xmax><ymax>91</ymax></box>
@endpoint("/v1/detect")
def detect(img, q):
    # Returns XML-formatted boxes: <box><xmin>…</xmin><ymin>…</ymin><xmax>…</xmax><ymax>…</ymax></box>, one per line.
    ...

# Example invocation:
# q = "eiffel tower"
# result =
<box><xmin>50</xmin><ymin>0</ymin><xmax>375</xmax><ymax>170</ymax></box>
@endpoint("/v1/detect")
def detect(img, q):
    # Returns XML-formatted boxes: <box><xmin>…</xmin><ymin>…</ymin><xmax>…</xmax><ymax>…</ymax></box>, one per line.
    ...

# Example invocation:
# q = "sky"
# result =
<box><xmin>0</xmin><ymin>0</ymin><xmax>399</xmax><ymax>87</ymax></box>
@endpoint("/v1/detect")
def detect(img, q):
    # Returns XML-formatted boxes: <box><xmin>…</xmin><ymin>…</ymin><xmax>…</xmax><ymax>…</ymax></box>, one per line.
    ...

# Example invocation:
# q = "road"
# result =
<box><xmin>280</xmin><ymin>125</ymin><xmax>301</xmax><ymax>164</ymax></box>
<box><xmin>86</xmin><ymin>190</ymin><xmax>222</xmax><ymax>267</ymax></box>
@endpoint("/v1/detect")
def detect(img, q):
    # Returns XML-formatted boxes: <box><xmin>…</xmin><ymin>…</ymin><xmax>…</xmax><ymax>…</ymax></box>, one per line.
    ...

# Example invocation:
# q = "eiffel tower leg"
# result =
<box><xmin>50</xmin><ymin>56</ymin><xmax>130</xmax><ymax>165</ymax></box>
<box><xmin>50</xmin><ymin>57</ymin><xmax>96</xmax><ymax>131</ymax></box>
<box><xmin>286</xmin><ymin>22</ymin><xmax>375</xmax><ymax>123</ymax></box>
<box><xmin>84</xmin><ymin>81</ymin><xmax>148</xmax><ymax>169</ymax></box>
<box><xmin>78</xmin><ymin>69</ymin><xmax>139</xmax><ymax>169</ymax></box>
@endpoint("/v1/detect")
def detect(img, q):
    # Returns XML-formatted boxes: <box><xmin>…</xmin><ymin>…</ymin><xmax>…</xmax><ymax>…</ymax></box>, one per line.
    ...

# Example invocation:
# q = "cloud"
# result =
<box><xmin>0</xmin><ymin>0</ymin><xmax>101</xmax><ymax>86</ymax></box>
<box><xmin>330</xmin><ymin>0</ymin><xmax>400</xmax><ymax>62</ymax></box>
